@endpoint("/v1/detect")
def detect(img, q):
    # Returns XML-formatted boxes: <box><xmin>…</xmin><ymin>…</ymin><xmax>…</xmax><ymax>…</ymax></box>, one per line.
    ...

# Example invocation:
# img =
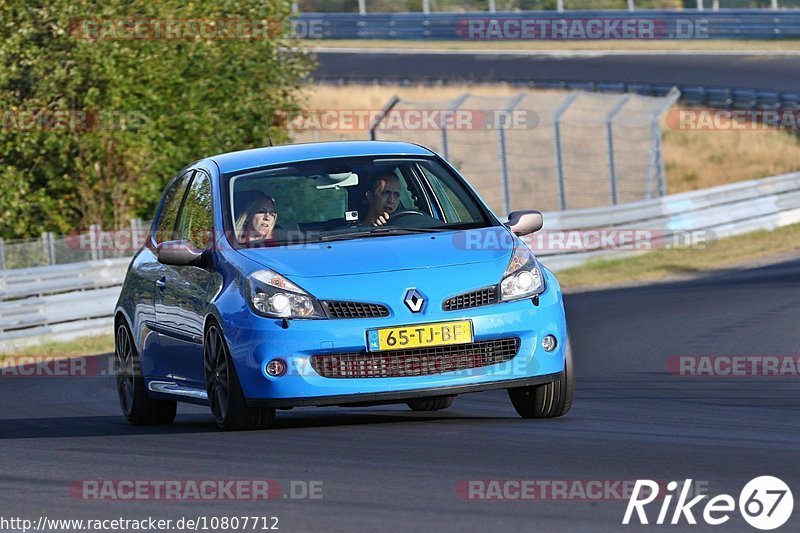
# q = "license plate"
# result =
<box><xmin>367</xmin><ymin>320</ymin><xmax>473</xmax><ymax>352</ymax></box>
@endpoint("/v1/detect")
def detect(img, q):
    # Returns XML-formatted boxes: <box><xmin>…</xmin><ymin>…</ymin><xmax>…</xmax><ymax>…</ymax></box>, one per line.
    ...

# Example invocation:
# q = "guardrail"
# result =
<box><xmin>0</xmin><ymin>259</ymin><xmax>129</xmax><ymax>346</ymax></box>
<box><xmin>298</xmin><ymin>10</ymin><xmax>800</xmax><ymax>40</ymax></box>
<box><xmin>497</xmin><ymin>81</ymin><xmax>800</xmax><ymax>112</ymax></box>
<box><xmin>535</xmin><ymin>170</ymin><xmax>800</xmax><ymax>271</ymax></box>
<box><xmin>1</xmin><ymin>170</ymin><xmax>799</xmax><ymax>347</ymax></box>
<box><xmin>296</xmin><ymin>1</ymin><xmax>791</xmax><ymax>16</ymax></box>
<box><xmin>0</xmin><ymin>258</ymin><xmax>130</xmax><ymax>302</ymax></box>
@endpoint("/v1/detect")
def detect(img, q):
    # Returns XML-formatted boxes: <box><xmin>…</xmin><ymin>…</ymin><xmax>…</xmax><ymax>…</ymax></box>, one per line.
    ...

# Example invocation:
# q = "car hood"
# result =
<box><xmin>236</xmin><ymin>227</ymin><xmax>514</xmax><ymax>279</ymax></box>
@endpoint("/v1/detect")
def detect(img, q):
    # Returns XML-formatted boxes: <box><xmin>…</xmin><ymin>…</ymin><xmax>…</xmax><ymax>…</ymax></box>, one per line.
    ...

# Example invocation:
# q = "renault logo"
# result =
<box><xmin>404</xmin><ymin>289</ymin><xmax>425</xmax><ymax>313</ymax></box>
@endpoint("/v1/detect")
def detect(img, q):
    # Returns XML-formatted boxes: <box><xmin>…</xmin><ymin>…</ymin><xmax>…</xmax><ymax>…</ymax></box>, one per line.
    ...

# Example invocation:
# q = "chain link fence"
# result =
<box><xmin>292</xmin><ymin>88</ymin><xmax>679</xmax><ymax>215</ymax></box>
<box><xmin>372</xmin><ymin>89</ymin><xmax>679</xmax><ymax>212</ymax></box>
<box><xmin>0</xmin><ymin>220</ymin><xmax>149</xmax><ymax>271</ymax></box>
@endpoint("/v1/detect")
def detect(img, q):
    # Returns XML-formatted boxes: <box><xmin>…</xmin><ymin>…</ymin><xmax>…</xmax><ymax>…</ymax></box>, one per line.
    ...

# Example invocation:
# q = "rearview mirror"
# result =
<box><xmin>157</xmin><ymin>240</ymin><xmax>205</xmax><ymax>266</ymax></box>
<box><xmin>505</xmin><ymin>210</ymin><xmax>544</xmax><ymax>236</ymax></box>
<box><xmin>315</xmin><ymin>171</ymin><xmax>359</xmax><ymax>190</ymax></box>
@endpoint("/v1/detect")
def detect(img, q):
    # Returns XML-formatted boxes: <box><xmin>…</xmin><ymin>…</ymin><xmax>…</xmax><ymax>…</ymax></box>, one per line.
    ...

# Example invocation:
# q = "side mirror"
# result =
<box><xmin>505</xmin><ymin>210</ymin><xmax>544</xmax><ymax>236</ymax></box>
<box><xmin>157</xmin><ymin>240</ymin><xmax>205</xmax><ymax>266</ymax></box>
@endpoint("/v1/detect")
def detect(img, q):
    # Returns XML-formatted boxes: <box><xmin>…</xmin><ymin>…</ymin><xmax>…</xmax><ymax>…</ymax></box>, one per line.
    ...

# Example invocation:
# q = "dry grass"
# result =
<box><xmin>300</xmin><ymin>83</ymin><xmax>800</xmax><ymax>193</ymax></box>
<box><xmin>556</xmin><ymin>223</ymin><xmax>800</xmax><ymax>289</ymax></box>
<box><xmin>663</xmin><ymin>123</ymin><xmax>800</xmax><ymax>193</ymax></box>
<box><xmin>0</xmin><ymin>334</ymin><xmax>114</xmax><ymax>359</ymax></box>
<box><xmin>311</xmin><ymin>39</ymin><xmax>800</xmax><ymax>52</ymax></box>
<box><xmin>299</xmin><ymin>82</ymin><xmax>522</xmax><ymax>115</ymax></box>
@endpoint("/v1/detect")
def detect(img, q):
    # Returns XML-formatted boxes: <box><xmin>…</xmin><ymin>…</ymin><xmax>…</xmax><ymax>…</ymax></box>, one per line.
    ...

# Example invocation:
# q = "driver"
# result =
<box><xmin>363</xmin><ymin>172</ymin><xmax>401</xmax><ymax>227</ymax></box>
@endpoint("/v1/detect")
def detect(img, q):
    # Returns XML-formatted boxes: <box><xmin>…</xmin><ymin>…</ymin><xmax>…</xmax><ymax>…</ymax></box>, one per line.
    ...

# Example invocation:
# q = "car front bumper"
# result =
<box><xmin>226</xmin><ymin>273</ymin><xmax>568</xmax><ymax>406</ymax></box>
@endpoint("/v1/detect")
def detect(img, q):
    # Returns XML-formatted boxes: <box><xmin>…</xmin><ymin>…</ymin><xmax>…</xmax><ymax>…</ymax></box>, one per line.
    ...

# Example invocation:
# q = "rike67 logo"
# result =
<box><xmin>623</xmin><ymin>477</ymin><xmax>793</xmax><ymax>530</ymax></box>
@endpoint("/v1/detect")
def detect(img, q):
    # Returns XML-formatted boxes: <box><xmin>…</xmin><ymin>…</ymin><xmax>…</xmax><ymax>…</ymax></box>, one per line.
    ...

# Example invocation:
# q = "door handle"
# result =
<box><xmin>155</xmin><ymin>278</ymin><xmax>167</xmax><ymax>289</ymax></box>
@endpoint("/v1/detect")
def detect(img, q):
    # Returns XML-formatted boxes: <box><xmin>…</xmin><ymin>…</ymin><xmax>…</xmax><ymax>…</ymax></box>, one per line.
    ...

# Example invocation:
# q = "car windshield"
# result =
<box><xmin>225</xmin><ymin>156</ymin><xmax>493</xmax><ymax>247</ymax></box>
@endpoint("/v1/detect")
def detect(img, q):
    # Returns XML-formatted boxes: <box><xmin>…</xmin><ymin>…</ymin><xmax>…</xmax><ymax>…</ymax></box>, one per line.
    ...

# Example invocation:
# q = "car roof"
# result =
<box><xmin>207</xmin><ymin>141</ymin><xmax>436</xmax><ymax>175</ymax></box>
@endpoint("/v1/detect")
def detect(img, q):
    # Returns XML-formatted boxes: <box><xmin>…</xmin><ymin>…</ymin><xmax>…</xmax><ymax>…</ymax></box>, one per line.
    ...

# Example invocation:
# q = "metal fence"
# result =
<box><xmin>0</xmin><ymin>220</ymin><xmax>148</xmax><ymax>271</ymax></box>
<box><xmin>295</xmin><ymin>1</ymin><xmax>796</xmax><ymax>15</ymax></box>
<box><xmin>292</xmin><ymin>88</ymin><xmax>680</xmax><ymax>214</ymax></box>
<box><xmin>297</xmin><ymin>10</ymin><xmax>800</xmax><ymax>39</ymax></box>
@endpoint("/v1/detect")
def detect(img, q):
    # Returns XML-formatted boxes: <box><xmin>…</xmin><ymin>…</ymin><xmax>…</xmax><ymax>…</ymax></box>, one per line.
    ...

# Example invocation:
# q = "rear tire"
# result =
<box><xmin>115</xmin><ymin>322</ymin><xmax>177</xmax><ymax>426</ymax></box>
<box><xmin>507</xmin><ymin>338</ymin><xmax>574</xmax><ymax>419</ymax></box>
<box><xmin>204</xmin><ymin>322</ymin><xmax>275</xmax><ymax>431</ymax></box>
<box><xmin>407</xmin><ymin>396</ymin><xmax>455</xmax><ymax>412</ymax></box>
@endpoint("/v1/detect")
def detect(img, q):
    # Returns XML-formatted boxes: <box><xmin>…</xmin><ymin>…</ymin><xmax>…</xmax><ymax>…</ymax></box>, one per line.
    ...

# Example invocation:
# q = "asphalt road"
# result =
<box><xmin>314</xmin><ymin>50</ymin><xmax>800</xmax><ymax>92</ymax></box>
<box><xmin>1</xmin><ymin>258</ymin><xmax>798</xmax><ymax>531</ymax></box>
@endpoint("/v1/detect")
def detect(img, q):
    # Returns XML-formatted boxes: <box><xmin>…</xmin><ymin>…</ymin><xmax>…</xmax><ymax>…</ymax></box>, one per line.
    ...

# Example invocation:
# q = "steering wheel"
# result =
<box><xmin>386</xmin><ymin>210</ymin><xmax>427</xmax><ymax>225</ymax></box>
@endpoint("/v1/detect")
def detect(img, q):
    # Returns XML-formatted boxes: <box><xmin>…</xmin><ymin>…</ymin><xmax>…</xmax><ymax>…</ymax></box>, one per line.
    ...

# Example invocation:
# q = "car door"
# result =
<box><xmin>154</xmin><ymin>170</ymin><xmax>214</xmax><ymax>387</ymax></box>
<box><xmin>141</xmin><ymin>170</ymin><xmax>193</xmax><ymax>379</ymax></box>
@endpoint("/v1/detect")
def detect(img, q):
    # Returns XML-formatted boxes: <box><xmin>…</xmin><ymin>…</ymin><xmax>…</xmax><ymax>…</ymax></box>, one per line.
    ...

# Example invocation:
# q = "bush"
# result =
<box><xmin>0</xmin><ymin>0</ymin><xmax>315</xmax><ymax>239</ymax></box>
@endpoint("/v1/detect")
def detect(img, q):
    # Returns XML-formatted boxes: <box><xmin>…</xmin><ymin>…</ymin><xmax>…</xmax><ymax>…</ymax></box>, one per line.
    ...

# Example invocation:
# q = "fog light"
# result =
<box><xmin>541</xmin><ymin>335</ymin><xmax>557</xmax><ymax>352</ymax></box>
<box><xmin>265</xmin><ymin>359</ymin><xmax>287</xmax><ymax>377</ymax></box>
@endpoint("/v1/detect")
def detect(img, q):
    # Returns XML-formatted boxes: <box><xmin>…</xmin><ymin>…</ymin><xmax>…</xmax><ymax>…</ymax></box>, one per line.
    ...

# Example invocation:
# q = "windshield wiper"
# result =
<box><xmin>319</xmin><ymin>226</ymin><xmax>449</xmax><ymax>242</ymax></box>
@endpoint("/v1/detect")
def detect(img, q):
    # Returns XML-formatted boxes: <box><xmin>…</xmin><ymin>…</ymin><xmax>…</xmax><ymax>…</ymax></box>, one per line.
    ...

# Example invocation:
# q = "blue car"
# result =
<box><xmin>114</xmin><ymin>141</ymin><xmax>573</xmax><ymax>430</ymax></box>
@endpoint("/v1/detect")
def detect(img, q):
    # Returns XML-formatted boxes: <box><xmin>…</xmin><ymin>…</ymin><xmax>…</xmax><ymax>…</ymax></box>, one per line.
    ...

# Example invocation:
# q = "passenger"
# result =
<box><xmin>236</xmin><ymin>193</ymin><xmax>278</xmax><ymax>243</ymax></box>
<box><xmin>363</xmin><ymin>172</ymin><xmax>401</xmax><ymax>227</ymax></box>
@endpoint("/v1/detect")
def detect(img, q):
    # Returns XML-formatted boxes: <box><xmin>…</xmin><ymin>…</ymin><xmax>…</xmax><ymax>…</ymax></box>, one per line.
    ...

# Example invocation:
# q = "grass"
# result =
<box><xmin>310</xmin><ymin>39</ymin><xmax>800</xmax><ymax>52</ymax></box>
<box><xmin>0</xmin><ymin>333</ymin><xmax>114</xmax><ymax>359</ymax></box>
<box><xmin>555</xmin><ymin>222</ymin><xmax>800</xmax><ymax>289</ymax></box>
<box><xmin>663</xmin><ymin>125</ymin><xmax>800</xmax><ymax>193</ymax></box>
<box><xmin>300</xmin><ymin>83</ymin><xmax>800</xmax><ymax>194</ymax></box>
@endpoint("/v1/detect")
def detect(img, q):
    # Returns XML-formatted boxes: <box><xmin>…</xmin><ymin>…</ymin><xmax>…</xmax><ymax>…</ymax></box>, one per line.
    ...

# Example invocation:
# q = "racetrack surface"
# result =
<box><xmin>1</xmin><ymin>259</ymin><xmax>798</xmax><ymax>532</ymax></box>
<box><xmin>314</xmin><ymin>49</ymin><xmax>800</xmax><ymax>93</ymax></box>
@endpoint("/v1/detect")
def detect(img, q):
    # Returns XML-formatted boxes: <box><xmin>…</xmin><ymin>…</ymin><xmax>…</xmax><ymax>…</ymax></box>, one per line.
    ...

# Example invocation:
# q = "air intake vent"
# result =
<box><xmin>322</xmin><ymin>301</ymin><xmax>390</xmax><ymax>319</ymax></box>
<box><xmin>442</xmin><ymin>286</ymin><xmax>498</xmax><ymax>311</ymax></box>
<box><xmin>311</xmin><ymin>338</ymin><xmax>520</xmax><ymax>378</ymax></box>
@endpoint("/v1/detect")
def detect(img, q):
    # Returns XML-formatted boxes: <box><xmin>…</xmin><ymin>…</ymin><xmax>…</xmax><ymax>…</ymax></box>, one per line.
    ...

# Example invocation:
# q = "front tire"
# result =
<box><xmin>204</xmin><ymin>322</ymin><xmax>275</xmax><ymax>431</ymax></box>
<box><xmin>507</xmin><ymin>338</ymin><xmax>574</xmax><ymax>419</ymax></box>
<box><xmin>115</xmin><ymin>322</ymin><xmax>177</xmax><ymax>426</ymax></box>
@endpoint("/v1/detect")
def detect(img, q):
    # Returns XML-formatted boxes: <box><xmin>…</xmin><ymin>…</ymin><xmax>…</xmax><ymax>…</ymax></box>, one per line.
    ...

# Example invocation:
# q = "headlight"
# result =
<box><xmin>500</xmin><ymin>244</ymin><xmax>545</xmax><ymax>301</ymax></box>
<box><xmin>247</xmin><ymin>269</ymin><xmax>325</xmax><ymax>319</ymax></box>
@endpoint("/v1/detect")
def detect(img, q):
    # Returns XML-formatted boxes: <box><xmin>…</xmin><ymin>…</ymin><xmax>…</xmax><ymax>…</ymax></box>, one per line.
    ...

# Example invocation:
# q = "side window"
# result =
<box><xmin>154</xmin><ymin>171</ymin><xmax>193</xmax><ymax>244</ymax></box>
<box><xmin>394</xmin><ymin>168</ymin><xmax>421</xmax><ymax>212</ymax></box>
<box><xmin>177</xmin><ymin>172</ymin><xmax>213</xmax><ymax>249</ymax></box>
<box><xmin>419</xmin><ymin>165</ymin><xmax>481</xmax><ymax>223</ymax></box>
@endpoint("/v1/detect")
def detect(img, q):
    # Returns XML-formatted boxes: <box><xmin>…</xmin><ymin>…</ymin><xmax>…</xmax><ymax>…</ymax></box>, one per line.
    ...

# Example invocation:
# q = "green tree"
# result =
<box><xmin>0</xmin><ymin>0</ymin><xmax>315</xmax><ymax>238</ymax></box>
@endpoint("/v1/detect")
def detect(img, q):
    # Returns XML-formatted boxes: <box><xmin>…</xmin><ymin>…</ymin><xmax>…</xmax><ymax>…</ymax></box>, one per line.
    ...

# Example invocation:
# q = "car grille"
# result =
<box><xmin>322</xmin><ymin>300</ymin><xmax>390</xmax><ymax>319</ymax></box>
<box><xmin>442</xmin><ymin>286</ymin><xmax>499</xmax><ymax>311</ymax></box>
<box><xmin>310</xmin><ymin>337</ymin><xmax>520</xmax><ymax>378</ymax></box>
